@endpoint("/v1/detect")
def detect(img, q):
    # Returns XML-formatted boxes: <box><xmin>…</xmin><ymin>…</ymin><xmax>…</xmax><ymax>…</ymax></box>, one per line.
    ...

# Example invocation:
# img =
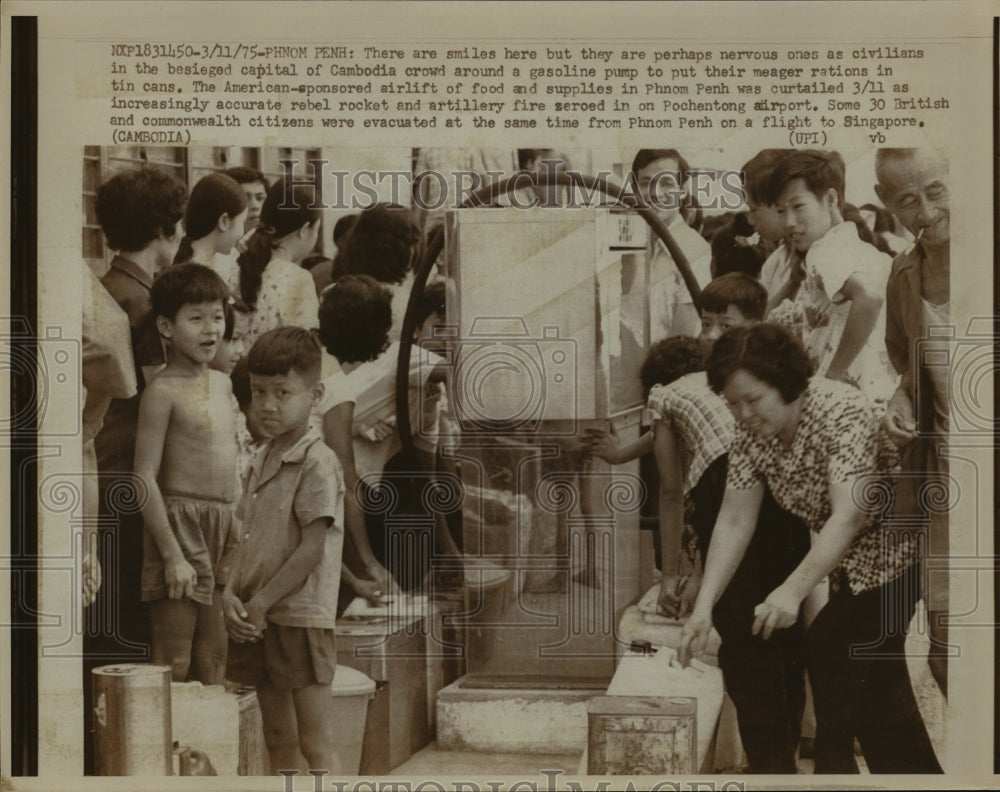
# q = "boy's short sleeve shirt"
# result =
<box><xmin>806</xmin><ymin>221</ymin><xmax>891</xmax><ymax>299</ymax></box>
<box><xmin>234</xmin><ymin>427</ymin><xmax>345</xmax><ymax>628</ymax></box>
<box><xmin>760</xmin><ymin>244</ymin><xmax>797</xmax><ymax>302</ymax></box>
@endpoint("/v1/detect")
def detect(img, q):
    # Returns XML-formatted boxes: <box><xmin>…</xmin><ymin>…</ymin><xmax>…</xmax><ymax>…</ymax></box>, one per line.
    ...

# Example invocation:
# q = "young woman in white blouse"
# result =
<box><xmin>236</xmin><ymin>177</ymin><xmax>321</xmax><ymax>349</ymax></box>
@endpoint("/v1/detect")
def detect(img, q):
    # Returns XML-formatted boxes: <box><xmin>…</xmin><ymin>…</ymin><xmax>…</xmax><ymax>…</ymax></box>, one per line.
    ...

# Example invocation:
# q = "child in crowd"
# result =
<box><xmin>211</xmin><ymin>296</ymin><xmax>251</xmax><ymax>377</ymax></box>
<box><xmin>210</xmin><ymin>297</ymin><xmax>257</xmax><ymax>488</ymax></box>
<box><xmin>318</xmin><ymin>275</ymin><xmax>457</xmax><ymax>594</ymax></box>
<box><xmin>308</xmin><ymin>213</ymin><xmax>361</xmax><ymax>296</ymax></box>
<box><xmin>709</xmin><ymin>217</ymin><xmax>768</xmax><ymax>280</ymax></box>
<box><xmin>237</xmin><ymin>178</ymin><xmax>322</xmax><ymax>348</ymax></box>
<box><xmin>587</xmin><ymin>273</ymin><xmax>768</xmax><ymax>584</ymax></box>
<box><xmin>764</xmin><ymin>150</ymin><xmax>897</xmax><ymax>405</ymax></box>
<box><xmin>134</xmin><ymin>263</ymin><xmax>237</xmax><ymax>684</ymax></box>
<box><xmin>587</xmin><ymin>274</ymin><xmax>766</xmax><ymax>467</ymax></box>
<box><xmin>173</xmin><ymin>172</ymin><xmax>248</xmax><ymax>282</ymax></box>
<box><xmin>337</xmin><ymin>203</ymin><xmax>423</xmax><ymax>342</ymax></box>
<box><xmin>712</xmin><ymin>149</ymin><xmax>793</xmax><ymax>281</ymax></box>
<box><xmin>223</xmin><ymin>326</ymin><xmax>345</xmax><ymax>774</ymax></box>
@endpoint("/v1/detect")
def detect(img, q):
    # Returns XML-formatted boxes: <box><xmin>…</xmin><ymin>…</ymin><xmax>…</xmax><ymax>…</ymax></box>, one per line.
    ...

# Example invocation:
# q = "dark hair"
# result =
<box><xmin>150</xmin><ymin>262</ymin><xmax>230</xmax><ymax>322</ymax></box>
<box><xmin>317</xmin><ymin>274</ymin><xmax>392</xmax><ymax>364</ymax></box>
<box><xmin>231</xmin><ymin>357</ymin><xmax>252</xmax><ymax>410</ymax></box>
<box><xmin>175</xmin><ymin>173</ymin><xmax>248</xmax><ymax>264</ymax></box>
<box><xmin>859</xmin><ymin>202</ymin><xmax>895</xmax><ymax>235</ymax></box>
<box><xmin>764</xmin><ymin>149</ymin><xmax>845</xmax><ymax>207</ymax></box>
<box><xmin>699</xmin><ymin>212</ymin><xmax>732</xmax><ymax>243</ymax></box>
<box><xmin>710</xmin><ymin>215</ymin><xmax>766</xmax><ymax>279</ymax></box>
<box><xmin>517</xmin><ymin>148</ymin><xmax>545</xmax><ymax>170</ymax></box>
<box><xmin>842</xmin><ymin>202</ymin><xmax>889</xmax><ymax>254</ymax></box>
<box><xmin>415</xmin><ymin>279</ymin><xmax>446</xmax><ymax>328</ymax></box>
<box><xmin>222</xmin><ymin>166</ymin><xmax>270</xmax><ymax>191</ymax></box>
<box><xmin>640</xmin><ymin>336</ymin><xmax>709</xmax><ymax>397</ymax></box>
<box><xmin>301</xmin><ymin>254</ymin><xmax>332</xmax><ymax>272</ymax></box>
<box><xmin>237</xmin><ymin>178</ymin><xmax>323</xmax><ymax>307</ymax></box>
<box><xmin>333</xmin><ymin>213</ymin><xmax>359</xmax><ymax>247</ymax></box>
<box><xmin>223</xmin><ymin>295</ymin><xmax>251</xmax><ymax>341</ymax></box>
<box><xmin>516</xmin><ymin>148</ymin><xmax>569</xmax><ymax>171</ymax></box>
<box><xmin>856</xmin><ymin>203</ymin><xmax>897</xmax><ymax>256</ymax></box>
<box><xmin>95</xmin><ymin>167</ymin><xmax>187</xmax><ymax>253</ymax></box>
<box><xmin>701</xmin><ymin>272</ymin><xmax>768</xmax><ymax>321</ymax></box>
<box><xmin>338</xmin><ymin>203</ymin><xmax>421</xmax><ymax>285</ymax></box>
<box><xmin>247</xmin><ymin>325</ymin><xmax>322</xmax><ymax>383</ymax></box>
<box><xmin>630</xmin><ymin>148</ymin><xmax>690</xmax><ymax>184</ymax></box>
<box><xmin>740</xmin><ymin>149</ymin><xmax>793</xmax><ymax>206</ymax></box>
<box><xmin>707</xmin><ymin>323</ymin><xmax>812</xmax><ymax>403</ymax></box>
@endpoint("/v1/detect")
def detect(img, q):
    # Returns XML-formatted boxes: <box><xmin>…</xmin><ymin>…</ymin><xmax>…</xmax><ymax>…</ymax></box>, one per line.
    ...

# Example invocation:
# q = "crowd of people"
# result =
<box><xmin>79</xmin><ymin>145</ymin><xmax>950</xmax><ymax>775</ymax></box>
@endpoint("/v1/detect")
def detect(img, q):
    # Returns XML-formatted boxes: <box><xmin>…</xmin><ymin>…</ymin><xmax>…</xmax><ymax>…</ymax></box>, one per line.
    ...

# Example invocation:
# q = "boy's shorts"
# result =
<box><xmin>141</xmin><ymin>493</ymin><xmax>235</xmax><ymax>606</ymax></box>
<box><xmin>226</xmin><ymin>623</ymin><xmax>337</xmax><ymax>690</ymax></box>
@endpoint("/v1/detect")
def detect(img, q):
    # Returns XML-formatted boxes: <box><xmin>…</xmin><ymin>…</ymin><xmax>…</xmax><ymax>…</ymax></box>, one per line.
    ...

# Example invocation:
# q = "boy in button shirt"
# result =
<box><xmin>223</xmin><ymin>326</ymin><xmax>346</xmax><ymax>774</ymax></box>
<box><xmin>764</xmin><ymin>149</ymin><xmax>897</xmax><ymax>404</ymax></box>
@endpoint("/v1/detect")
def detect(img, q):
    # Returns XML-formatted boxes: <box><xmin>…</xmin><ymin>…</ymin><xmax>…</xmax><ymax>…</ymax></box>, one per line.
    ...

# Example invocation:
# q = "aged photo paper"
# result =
<box><xmin>1</xmin><ymin>1</ymin><xmax>996</xmax><ymax>790</ymax></box>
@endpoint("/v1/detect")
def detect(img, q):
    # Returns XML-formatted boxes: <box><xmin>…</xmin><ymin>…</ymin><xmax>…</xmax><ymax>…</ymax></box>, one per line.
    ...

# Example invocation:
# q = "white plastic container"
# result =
<box><xmin>330</xmin><ymin>664</ymin><xmax>376</xmax><ymax>774</ymax></box>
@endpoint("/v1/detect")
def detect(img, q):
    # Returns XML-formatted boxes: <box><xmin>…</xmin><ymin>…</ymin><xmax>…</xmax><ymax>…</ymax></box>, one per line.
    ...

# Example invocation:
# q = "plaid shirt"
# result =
<box><xmin>647</xmin><ymin>372</ymin><xmax>734</xmax><ymax>495</ymax></box>
<box><xmin>726</xmin><ymin>378</ymin><xmax>916</xmax><ymax>595</ymax></box>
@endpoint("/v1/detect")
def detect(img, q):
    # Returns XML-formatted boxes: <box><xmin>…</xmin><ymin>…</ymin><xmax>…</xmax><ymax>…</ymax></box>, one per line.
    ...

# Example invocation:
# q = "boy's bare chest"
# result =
<box><xmin>167</xmin><ymin>380</ymin><xmax>236</xmax><ymax>441</ymax></box>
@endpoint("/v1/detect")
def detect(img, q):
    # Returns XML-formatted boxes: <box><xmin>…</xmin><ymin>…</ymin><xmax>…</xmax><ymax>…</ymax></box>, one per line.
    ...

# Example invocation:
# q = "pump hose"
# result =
<box><xmin>394</xmin><ymin>171</ymin><xmax>702</xmax><ymax>452</ymax></box>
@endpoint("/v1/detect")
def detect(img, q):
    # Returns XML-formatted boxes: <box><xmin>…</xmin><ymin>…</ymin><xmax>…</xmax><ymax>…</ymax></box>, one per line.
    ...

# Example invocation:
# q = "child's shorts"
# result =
<box><xmin>141</xmin><ymin>493</ymin><xmax>235</xmax><ymax>606</ymax></box>
<box><xmin>226</xmin><ymin>624</ymin><xmax>336</xmax><ymax>690</ymax></box>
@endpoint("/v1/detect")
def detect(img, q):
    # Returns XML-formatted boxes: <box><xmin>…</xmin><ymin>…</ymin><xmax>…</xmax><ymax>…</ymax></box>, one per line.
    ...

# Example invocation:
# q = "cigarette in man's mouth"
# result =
<box><xmin>915</xmin><ymin>226</ymin><xmax>926</xmax><ymax>243</ymax></box>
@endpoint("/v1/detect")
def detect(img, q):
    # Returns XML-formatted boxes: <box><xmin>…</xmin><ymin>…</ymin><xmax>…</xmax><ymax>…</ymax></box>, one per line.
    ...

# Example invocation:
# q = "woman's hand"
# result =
<box><xmin>677</xmin><ymin>606</ymin><xmax>713</xmax><ymax>667</ymax></box>
<box><xmin>657</xmin><ymin>574</ymin><xmax>700</xmax><ymax>620</ymax></box>
<box><xmin>752</xmin><ymin>584</ymin><xmax>802</xmax><ymax>639</ymax></box>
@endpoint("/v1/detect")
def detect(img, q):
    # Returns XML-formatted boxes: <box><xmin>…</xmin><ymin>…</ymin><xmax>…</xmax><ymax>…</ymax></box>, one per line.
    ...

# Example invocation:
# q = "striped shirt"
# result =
<box><xmin>647</xmin><ymin>372</ymin><xmax>734</xmax><ymax>495</ymax></box>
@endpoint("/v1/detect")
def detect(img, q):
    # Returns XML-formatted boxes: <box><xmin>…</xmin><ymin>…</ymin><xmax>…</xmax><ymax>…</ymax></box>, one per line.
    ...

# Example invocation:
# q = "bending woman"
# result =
<box><xmin>679</xmin><ymin>323</ymin><xmax>940</xmax><ymax>774</ymax></box>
